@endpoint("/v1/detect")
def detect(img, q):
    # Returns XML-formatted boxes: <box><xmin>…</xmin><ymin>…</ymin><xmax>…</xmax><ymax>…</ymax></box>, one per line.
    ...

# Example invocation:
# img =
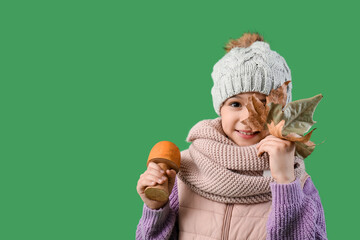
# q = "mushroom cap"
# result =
<box><xmin>147</xmin><ymin>141</ymin><xmax>181</xmax><ymax>172</ymax></box>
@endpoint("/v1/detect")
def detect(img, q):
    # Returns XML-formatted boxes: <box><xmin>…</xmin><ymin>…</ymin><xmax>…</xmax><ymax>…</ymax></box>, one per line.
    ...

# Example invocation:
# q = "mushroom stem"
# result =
<box><xmin>144</xmin><ymin>162</ymin><xmax>170</xmax><ymax>202</ymax></box>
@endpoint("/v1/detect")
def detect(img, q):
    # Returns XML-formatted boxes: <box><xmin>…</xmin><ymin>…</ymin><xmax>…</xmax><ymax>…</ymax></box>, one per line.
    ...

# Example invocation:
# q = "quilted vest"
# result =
<box><xmin>177</xmin><ymin>173</ymin><xmax>310</xmax><ymax>240</ymax></box>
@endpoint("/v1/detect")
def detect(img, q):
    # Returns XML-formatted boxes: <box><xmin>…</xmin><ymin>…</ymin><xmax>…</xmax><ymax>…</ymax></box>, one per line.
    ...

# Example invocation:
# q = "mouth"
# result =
<box><xmin>236</xmin><ymin>130</ymin><xmax>260</xmax><ymax>139</ymax></box>
<box><xmin>236</xmin><ymin>130</ymin><xmax>260</xmax><ymax>136</ymax></box>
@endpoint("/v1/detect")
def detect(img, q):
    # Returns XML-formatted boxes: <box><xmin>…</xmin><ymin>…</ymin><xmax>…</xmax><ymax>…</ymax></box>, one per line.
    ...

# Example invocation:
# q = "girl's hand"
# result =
<box><xmin>136</xmin><ymin>162</ymin><xmax>177</xmax><ymax>210</ymax></box>
<box><xmin>256</xmin><ymin>135</ymin><xmax>296</xmax><ymax>184</ymax></box>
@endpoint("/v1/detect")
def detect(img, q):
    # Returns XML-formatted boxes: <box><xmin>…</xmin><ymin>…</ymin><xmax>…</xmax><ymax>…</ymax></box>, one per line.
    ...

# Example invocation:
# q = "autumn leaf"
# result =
<box><xmin>267</xmin><ymin>119</ymin><xmax>317</xmax><ymax>143</ymax></box>
<box><xmin>239</xmin><ymin>80</ymin><xmax>323</xmax><ymax>159</ymax></box>
<box><xmin>265</xmin><ymin>80</ymin><xmax>291</xmax><ymax>113</ymax></box>
<box><xmin>241</xmin><ymin>81</ymin><xmax>291</xmax><ymax>132</ymax></box>
<box><xmin>280</xmin><ymin>94</ymin><xmax>323</xmax><ymax>136</ymax></box>
<box><xmin>240</xmin><ymin>94</ymin><xmax>268</xmax><ymax>132</ymax></box>
<box><xmin>267</xmin><ymin>119</ymin><xmax>286</xmax><ymax>139</ymax></box>
<box><xmin>266</xmin><ymin>93</ymin><xmax>323</xmax><ymax>158</ymax></box>
<box><xmin>285</xmin><ymin>130</ymin><xmax>316</xmax><ymax>143</ymax></box>
<box><xmin>266</xmin><ymin>119</ymin><xmax>318</xmax><ymax>159</ymax></box>
<box><xmin>266</xmin><ymin>102</ymin><xmax>283</xmax><ymax>126</ymax></box>
<box><xmin>295</xmin><ymin>141</ymin><xmax>316</xmax><ymax>159</ymax></box>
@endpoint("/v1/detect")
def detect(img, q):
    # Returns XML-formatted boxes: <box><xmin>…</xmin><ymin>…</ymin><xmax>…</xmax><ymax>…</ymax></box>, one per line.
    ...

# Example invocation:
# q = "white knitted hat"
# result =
<box><xmin>211</xmin><ymin>41</ymin><xmax>292</xmax><ymax>116</ymax></box>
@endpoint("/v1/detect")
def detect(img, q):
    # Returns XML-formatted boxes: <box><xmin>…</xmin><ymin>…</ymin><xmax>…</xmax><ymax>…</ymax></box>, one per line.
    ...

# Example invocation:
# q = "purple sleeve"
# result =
<box><xmin>136</xmin><ymin>177</ymin><xmax>179</xmax><ymax>240</ymax></box>
<box><xmin>266</xmin><ymin>177</ymin><xmax>328</xmax><ymax>240</ymax></box>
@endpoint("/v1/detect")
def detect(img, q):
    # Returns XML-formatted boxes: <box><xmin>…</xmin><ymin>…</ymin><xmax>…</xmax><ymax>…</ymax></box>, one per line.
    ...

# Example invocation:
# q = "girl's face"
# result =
<box><xmin>220</xmin><ymin>92</ymin><xmax>270</xmax><ymax>146</ymax></box>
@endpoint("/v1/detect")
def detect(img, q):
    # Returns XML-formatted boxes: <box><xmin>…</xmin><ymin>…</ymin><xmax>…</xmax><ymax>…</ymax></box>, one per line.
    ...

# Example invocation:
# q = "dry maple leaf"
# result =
<box><xmin>266</xmin><ymin>94</ymin><xmax>323</xmax><ymax>159</ymax></box>
<box><xmin>267</xmin><ymin>119</ymin><xmax>317</xmax><ymax>143</ymax></box>
<box><xmin>266</xmin><ymin>119</ymin><xmax>318</xmax><ymax>159</ymax></box>
<box><xmin>267</xmin><ymin>120</ymin><xmax>286</xmax><ymax>139</ymax></box>
<box><xmin>241</xmin><ymin>94</ymin><xmax>268</xmax><ymax>132</ymax></box>
<box><xmin>265</xmin><ymin>80</ymin><xmax>291</xmax><ymax>114</ymax></box>
<box><xmin>285</xmin><ymin>130</ymin><xmax>316</xmax><ymax>143</ymax></box>
<box><xmin>295</xmin><ymin>141</ymin><xmax>316</xmax><ymax>159</ymax></box>
<box><xmin>280</xmin><ymin>94</ymin><xmax>323</xmax><ymax>136</ymax></box>
<box><xmin>266</xmin><ymin>80</ymin><xmax>291</xmax><ymax>107</ymax></box>
<box><xmin>239</xmin><ymin>80</ymin><xmax>322</xmax><ymax>159</ymax></box>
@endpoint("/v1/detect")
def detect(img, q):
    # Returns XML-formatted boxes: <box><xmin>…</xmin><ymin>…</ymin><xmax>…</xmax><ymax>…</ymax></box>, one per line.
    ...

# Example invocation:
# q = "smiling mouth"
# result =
<box><xmin>236</xmin><ymin>130</ymin><xmax>260</xmax><ymax>135</ymax></box>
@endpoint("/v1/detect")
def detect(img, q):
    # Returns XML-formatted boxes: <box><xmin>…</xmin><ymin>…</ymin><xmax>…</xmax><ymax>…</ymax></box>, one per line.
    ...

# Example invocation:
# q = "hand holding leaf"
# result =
<box><xmin>241</xmin><ymin>80</ymin><xmax>323</xmax><ymax>159</ymax></box>
<box><xmin>266</xmin><ymin>93</ymin><xmax>323</xmax><ymax>159</ymax></box>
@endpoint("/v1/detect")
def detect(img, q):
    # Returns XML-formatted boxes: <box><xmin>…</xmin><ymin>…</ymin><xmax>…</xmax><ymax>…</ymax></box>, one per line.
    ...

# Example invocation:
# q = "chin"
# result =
<box><xmin>236</xmin><ymin>140</ymin><xmax>258</xmax><ymax>147</ymax></box>
<box><xmin>231</xmin><ymin>135</ymin><xmax>260</xmax><ymax>147</ymax></box>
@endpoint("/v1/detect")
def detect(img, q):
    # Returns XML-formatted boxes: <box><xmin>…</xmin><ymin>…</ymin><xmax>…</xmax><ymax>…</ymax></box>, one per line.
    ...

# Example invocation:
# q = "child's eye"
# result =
<box><xmin>230</xmin><ymin>102</ymin><xmax>242</xmax><ymax>108</ymax></box>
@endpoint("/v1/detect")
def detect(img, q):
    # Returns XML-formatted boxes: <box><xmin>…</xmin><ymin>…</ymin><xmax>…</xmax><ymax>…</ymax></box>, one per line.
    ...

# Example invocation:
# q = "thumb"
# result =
<box><xmin>166</xmin><ymin>169</ymin><xmax>177</xmax><ymax>193</ymax></box>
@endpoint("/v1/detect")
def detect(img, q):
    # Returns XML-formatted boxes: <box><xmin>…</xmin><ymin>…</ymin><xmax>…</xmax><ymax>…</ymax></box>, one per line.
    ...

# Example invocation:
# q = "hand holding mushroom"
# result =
<box><xmin>136</xmin><ymin>141</ymin><xmax>181</xmax><ymax>209</ymax></box>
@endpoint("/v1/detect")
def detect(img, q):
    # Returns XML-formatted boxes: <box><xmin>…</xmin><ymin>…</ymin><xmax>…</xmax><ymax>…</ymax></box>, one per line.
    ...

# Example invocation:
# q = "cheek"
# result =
<box><xmin>221</xmin><ymin>115</ymin><xmax>232</xmax><ymax>132</ymax></box>
<box><xmin>222</xmin><ymin>116</ymin><xmax>236</xmax><ymax>133</ymax></box>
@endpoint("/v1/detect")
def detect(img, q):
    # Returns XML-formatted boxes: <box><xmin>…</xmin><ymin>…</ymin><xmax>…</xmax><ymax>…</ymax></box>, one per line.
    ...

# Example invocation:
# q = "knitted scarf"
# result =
<box><xmin>177</xmin><ymin>117</ymin><xmax>307</xmax><ymax>204</ymax></box>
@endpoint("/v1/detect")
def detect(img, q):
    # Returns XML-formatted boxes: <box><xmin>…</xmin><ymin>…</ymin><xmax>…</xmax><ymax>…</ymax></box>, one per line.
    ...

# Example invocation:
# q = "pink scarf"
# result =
<box><xmin>178</xmin><ymin>117</ymin><xmax>307</xmax><ymax>204</ymax></box>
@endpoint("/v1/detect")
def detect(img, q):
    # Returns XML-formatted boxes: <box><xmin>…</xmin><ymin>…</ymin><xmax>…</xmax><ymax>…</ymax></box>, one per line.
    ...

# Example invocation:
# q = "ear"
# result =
<box><xmin>219</xmin><ymin>103</ymin><xmax>224</xmax><ymax>116</ymax></box>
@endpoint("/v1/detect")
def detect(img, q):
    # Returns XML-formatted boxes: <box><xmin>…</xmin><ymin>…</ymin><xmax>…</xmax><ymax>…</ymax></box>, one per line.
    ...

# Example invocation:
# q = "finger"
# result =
<box><xmin>261</xmin><ymin>139</ymin><xmax>292</xmax><ymax>151</ymax></box>
<box><xmin>166</xmin><ymin>170</ymin><xmax>176</xmax><ymax>184</ymax></box>
<box><xmin>166</xmin><ymin>169</ymin><xmax>177</xmax><ymax>176</ymax></box>
<box><xmin>137</xmin><ymin>178</ymin><xmax>157</xmax><ymax>193</ymax></box>
<box><xmin>263</xmin><ymin>135</ymin><xmax>294</xmax><ymax>147</ymax></box>
<box><xmin>258</xmin><ymin>141</ymin><xmax>290</xmax><ymax>156</ymax></box>
<box><xmin>256</xmin><ymin>135</ymin><xmax>274</xmax><ymax>149</ymax></box>
<box><xmin>166</xmin><ymin>170</ymin><xmax>177</xmax><ymax>192</ymax></box>
<box><xmin>257</xmin><ymin>136</ymin><xmax>289</xmax><ymax>150</ymax></box>
<box><xmin>265</xmin><ymin>135</ymin><xmax>292</xmax><ymax>145</ymax></box>
<box><xmin>147</xmin><ymin>167</ymin><xmax>166</xmax><ymax>179</ymax></box>
<box><xmin>146</xmin><ymin>172</ymin><xmax>167</xmax><ymax>184</ymax></box>
<box><xmin>148</xmin><ymin>162</ymin><xmax>165</xmax><ymax>173</ymax></box>
<box><xmin>257</xmin><ymin>142</ymin><xmax>279</xmax><ymax>157</ymax></box>
<box><xmin>256</xmin><ymin>139</ymin><xmax>268</xmax><ymax>151</ymax></box>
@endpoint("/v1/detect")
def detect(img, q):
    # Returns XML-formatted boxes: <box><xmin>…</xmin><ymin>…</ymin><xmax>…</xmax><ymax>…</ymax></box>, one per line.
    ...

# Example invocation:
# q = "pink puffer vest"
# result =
<box><xmin>177</xmin><ymin>173</ymin><xmax>310</xmax><ymax>240</ymax></box>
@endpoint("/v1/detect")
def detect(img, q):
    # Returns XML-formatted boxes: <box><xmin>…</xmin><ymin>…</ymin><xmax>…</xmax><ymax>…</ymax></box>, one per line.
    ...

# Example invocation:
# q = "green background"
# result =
<box><xmin>1</xmin><ymin>0</ymin><xmax>358</xmax><ymax>239</ymax></box>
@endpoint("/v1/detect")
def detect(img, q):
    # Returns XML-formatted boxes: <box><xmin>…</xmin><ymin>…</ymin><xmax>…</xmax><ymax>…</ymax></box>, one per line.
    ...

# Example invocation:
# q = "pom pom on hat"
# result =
<box><xmin>224</xmin><ymin>32</ymin><xmax>265</xmax><ymax>52</ymax></box>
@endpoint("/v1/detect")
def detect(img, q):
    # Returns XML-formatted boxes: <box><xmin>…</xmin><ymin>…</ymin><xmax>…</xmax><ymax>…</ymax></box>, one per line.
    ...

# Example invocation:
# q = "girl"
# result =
<box><xmin>136</xmin><ymin>32</ymin><xmax>327</xmax><ymax>240</ymax></box>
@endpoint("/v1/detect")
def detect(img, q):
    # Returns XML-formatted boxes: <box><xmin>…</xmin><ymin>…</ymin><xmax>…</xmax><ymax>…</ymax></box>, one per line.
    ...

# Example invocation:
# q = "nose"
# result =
<box><xmin>239</xmin><ymin>108</ymin><xmax>250</xmax><ymax>122</ymax></box>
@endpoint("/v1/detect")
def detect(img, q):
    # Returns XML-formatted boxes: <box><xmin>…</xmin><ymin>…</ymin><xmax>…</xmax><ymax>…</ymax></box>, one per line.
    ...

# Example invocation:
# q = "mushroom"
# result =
<box><xmin>145</xmin><ymin>141</ymin><xmax>181</xmax><ymax>202</ymax></box>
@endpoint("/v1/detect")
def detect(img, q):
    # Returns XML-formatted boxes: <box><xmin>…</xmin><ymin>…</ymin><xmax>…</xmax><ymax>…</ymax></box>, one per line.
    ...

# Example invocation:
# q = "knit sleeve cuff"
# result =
<box><xmin>270</xmin><ymin>177</ymin><xmax>304</xmax><ymax>207</ymax></box>
<box><xmin>142</xmin><ymin>201</ymin><xmax>170</xmax><ymax>226</ymax></box>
